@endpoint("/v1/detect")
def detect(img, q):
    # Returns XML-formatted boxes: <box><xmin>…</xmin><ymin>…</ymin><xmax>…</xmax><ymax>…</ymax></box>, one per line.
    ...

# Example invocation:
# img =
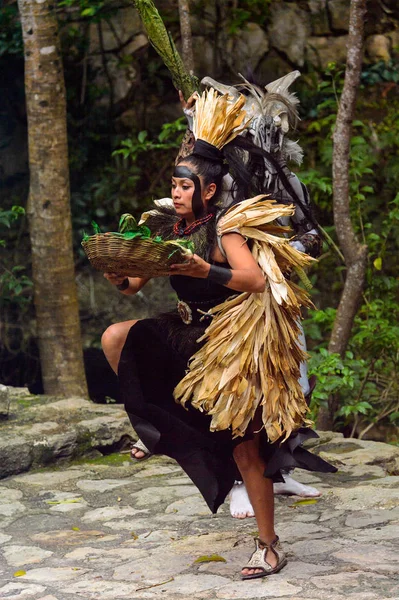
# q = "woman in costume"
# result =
<box><xmin>104</xmin><ymin>80</ymin><xmax>323</xmax><ymax>513</ymax></box>
<box><xmin>103</xmin><ymin>90</ymin><xmax>336</xmax><ymax>579</ymax></box>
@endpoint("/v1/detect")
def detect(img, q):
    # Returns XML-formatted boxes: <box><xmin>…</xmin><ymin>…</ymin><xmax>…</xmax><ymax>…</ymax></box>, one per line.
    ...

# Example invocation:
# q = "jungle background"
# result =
<box><xmin>1</xmin><ymin>0</ymin><xmax>398</xmax><ymax>442</ymax></box>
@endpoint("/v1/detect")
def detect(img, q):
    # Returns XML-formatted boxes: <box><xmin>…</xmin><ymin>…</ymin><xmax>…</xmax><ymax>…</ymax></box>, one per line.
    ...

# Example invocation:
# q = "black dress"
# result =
<box><xmin>118</xmin><ymin>265</ymin><xmax>337</xmax><ymax>514</ymax></box>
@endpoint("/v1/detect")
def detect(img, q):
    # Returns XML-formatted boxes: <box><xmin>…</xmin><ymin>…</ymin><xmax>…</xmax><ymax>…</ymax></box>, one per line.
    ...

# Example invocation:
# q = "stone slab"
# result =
<box><xmin>2</xmin><ymin>545</ymin><xmax>53</xmax><ymax>567</ymax></box>
<box><xmin>333</xmin><ymin>543</ymin><xmax>399</xmax><ymax>574</ymax></box>
<box><xmin>328</xmin><ymin>485</ymin><xmax>399</xmax><ymax>510</ymax></box>
<box><xmin>17</xmin><ymin>567</ymin><xmax>89</xmax><ymax>582</ymax></box>
<box><xmin>14</xmin><ymin>470</ymin><xmax>86</xmax><ymax>486</ymax></box>
<box><xmin>76</xmin><ymin>479</ymin><xmax>134</xmax><ymax>493</ymax></box>
<box><xmin>216</xmin><ymin>578</ymin><xmax>302</xmax><ymax>598</ymax></box>
<box><xmin>0</xmin><ymin>390</ymin><xmax>134</xmax><ymax>480</ymax></box>
<box><xmin>0</xmin><ymin>582</ymin><xmax>47</xmax><ymax>600</ymax></box>
<box><xmin>0</xmin><ymin>384</ymin><xmax>10</xmax><ymax>418</ymax></box>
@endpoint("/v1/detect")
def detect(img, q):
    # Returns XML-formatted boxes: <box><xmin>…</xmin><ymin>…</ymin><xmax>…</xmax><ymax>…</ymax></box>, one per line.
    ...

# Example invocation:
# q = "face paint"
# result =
<box><xmin>173</xmin><ymin>165</ymin><xmax>204</xmax><ymax>219</ymax></box>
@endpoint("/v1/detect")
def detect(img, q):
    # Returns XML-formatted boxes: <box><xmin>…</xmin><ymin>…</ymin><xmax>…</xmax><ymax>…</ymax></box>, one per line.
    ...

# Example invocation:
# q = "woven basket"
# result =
<box><xmin>81</xmin><ymin>233</ymin><xmax>192</xmax><ymax>278</ymax></box>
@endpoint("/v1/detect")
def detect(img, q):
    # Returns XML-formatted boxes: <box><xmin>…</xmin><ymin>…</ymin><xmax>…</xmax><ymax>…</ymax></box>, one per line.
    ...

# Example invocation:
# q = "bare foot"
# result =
<box><xmin>130</xmin><ymin>447</ymin><xmax>147</xmax><ymax>460</ymax></box>
<box><xmin>230</xmin><ymin>475</ymin><xmax>321</xmax><ymax>520</ymax></box>
<box><xmin>273</xmin><ymin>474</ymin><xmax>321</xmax><ymax>497</ymax></box>
<box><xmin>130</xmin><ymin>439</ymin><xmax>151</xmax><ymax>461</ymax></box>
<box><xmin>229</xmin><ymin>482</ymin><xmax>254</xmax><ymax>518</ymax></box>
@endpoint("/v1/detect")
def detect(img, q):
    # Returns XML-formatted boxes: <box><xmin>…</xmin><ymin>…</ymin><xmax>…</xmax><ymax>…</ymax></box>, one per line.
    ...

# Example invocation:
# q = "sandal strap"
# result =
<box><xmin>245</xmin><ymin>547</ymin><xmax>272</xmax><ymax>572</ymax></box>
<box><xmin>243</xmin><ymin>536</ymin><xmax>285</xmax><ymax>573</ymax></box>
<box><xmin>131</xmin><ymin>438</ymin><xmax>151</xmax><ymax>455</ymax></box>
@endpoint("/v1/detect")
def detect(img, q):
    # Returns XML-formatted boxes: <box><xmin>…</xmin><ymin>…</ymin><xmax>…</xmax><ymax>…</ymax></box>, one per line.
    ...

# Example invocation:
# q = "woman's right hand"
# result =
<box><xmin>104</xmin><ymin>272</ymin><xmax>127</xmax><ymax>286</ymax></box>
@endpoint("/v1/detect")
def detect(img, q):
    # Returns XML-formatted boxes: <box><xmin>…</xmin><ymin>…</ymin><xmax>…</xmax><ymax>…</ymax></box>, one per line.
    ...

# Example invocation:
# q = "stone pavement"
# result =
<box><xmin>0</xmin><ymin>432</ymin><xmax>399</xmax><ymax>600</ymax></box>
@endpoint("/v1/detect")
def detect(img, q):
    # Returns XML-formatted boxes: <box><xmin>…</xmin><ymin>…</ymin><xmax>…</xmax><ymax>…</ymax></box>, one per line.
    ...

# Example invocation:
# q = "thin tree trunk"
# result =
<box><xmin>178</xmin><ymin>0</ymin><xmax>194</xmax><ymax>75</ymax></box>
<box><xmin>18</xmin><ymin>0</ymin><xmax>88</xmax><ymax>397</ymax></box>
<box><xmin>317</xmin><ymin>0</ymin><xmax>368</xmax><ymax>430</ymax></box>
<box><xmin>135</xmin><ymin>0</ymin><xmax>198</xmax><ymax>99</ymax></box>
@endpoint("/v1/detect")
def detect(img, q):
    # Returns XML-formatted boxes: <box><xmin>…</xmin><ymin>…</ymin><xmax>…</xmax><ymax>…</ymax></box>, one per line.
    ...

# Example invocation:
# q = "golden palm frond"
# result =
<box><xmin>174</xmin><ymin>196</ymin><xmax>315</xmax><ymax>443</ymax></box>
<box><xmin>192</xmin><ymin>88</ymin><xmax>251</xmax><ymax>149</ymax></box>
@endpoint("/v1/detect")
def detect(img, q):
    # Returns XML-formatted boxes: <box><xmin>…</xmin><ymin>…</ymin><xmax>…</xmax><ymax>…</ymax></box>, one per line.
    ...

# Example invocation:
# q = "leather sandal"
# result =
<box><xmin>130</xmin><ymin>438</ymin><xmax>152</xmax><ymax>461</ymax></box>
<box><xmin>241</xmin><ymin>536</ymin><xmax>287</xmax><ymax>580</ymax></box>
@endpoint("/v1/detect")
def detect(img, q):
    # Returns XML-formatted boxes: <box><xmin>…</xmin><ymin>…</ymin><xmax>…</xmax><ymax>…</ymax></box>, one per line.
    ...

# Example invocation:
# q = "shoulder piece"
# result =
<box><xmin>174</xmin><ymin>196</ymin><xmax>316</xmax><ymax>443</ymax></box>
<box><xmin>139</xmin><ymin>199</ymin><xmax>178</xmax><ymax>239</ymax></box>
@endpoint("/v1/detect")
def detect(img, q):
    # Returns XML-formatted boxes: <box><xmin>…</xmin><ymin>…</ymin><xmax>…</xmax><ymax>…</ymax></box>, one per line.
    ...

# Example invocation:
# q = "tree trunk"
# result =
<box><xmin>178</xmin><ymin>0</ymin><xmax>195</xmax><ymax>75</ymax></box>
<box><xmin>317</xmin><ymin>0</ymin><xmax>368</xmax><ymax>430</ymax></box>
<box><xmin>135</xmin><ymin>0</ymin><xmax>198</xmax><ymax>100</ymax></box>
<box><xmin>18</xmin><ymin>0</ymin><xmax>88</xmax><ymax>397</ymax></box>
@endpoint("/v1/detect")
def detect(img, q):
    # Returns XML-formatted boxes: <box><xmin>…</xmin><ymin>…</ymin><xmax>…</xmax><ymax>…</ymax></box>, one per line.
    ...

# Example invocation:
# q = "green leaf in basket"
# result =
<box><xmin>168</xmin><ymin>248</ymin><xmax>181</xmax><ymax>260</ymax></box>
<box><xmin>118</xmin><ymin>214</ymin><xmax>152</xmax><ymax>239</ymax></box>
<box><xmin>122</xmin><ymin>231</ymin><xmax>146</xmax><ymax>240</ymax></box>
<box><xmin>175</xmin><ymin>238</ymin><xmax>195</xmax><ymax>253</ymax></box>
<box><xmin>118</xmin><ymin>213</ymin><xmax>138</xmax><ymax>233</ymax></box>
<box><xmin>91</xmin><ymin>220</ymin><xmax>102</xmax><ymax>234</ymax></box>
<box><xmin>121</xmin><ymin>224</ymin><xmax>152</xmax><ymax>240</ymax></box>
<box><xmin>138</xmin><ymin>224</ymin><xmax>151</xmax><ymax>238</ymax></box>
<box><xmin>153</xmin><ymin>235</ymin><xmax>163</xmax><ymax>243</ymax></box>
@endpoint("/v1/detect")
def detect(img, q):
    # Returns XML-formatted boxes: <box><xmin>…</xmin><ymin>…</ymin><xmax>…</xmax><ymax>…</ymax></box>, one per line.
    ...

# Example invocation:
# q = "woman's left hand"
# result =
<box><xmin>169</xmin><ymin>254</ymin><xmax>210</xmax><ymax>278</ymax></box>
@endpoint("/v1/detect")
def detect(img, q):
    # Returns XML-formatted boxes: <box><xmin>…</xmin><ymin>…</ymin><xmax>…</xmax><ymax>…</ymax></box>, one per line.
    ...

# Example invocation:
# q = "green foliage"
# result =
<box><xmin>57</xmin><ymin>0</ymin><xmax>114</xmax><ymax>21</ymax></box>
<box><xmin>72</xmin><ymin>117</ymin><xmax>187</xmax><ymax>250</ymax></box>
<box><xmin>226</xmin><ymin>0</ymin><xmax>272</xmax><ymax>33</ymax></box>
<box><xmin>0</xmin><ymin>206</ymin><xmax>25</xmax><ymax>244</ymax></box>
<box><xmin>0</xmin><ymin>266</ymin><xmax>33</xmax><ymax>308</ymax></box>
<box><xmin>361</xmin><ymin>60</ymin><xmax>399</xmax><ymax>85</ymax></box>
<box><xmin>112</xmin><ymin>117</ymin><xmax>187</xmax><ymax>162</ymax></box>
<box><xmin>308</xmin><ymin>349</ymin><xmax>375</xmax><ymax>420</ymax></box>
<box><xmin>297</xmin><ymin>63</ymin><xmax>399</xmax><ymax>438</ymax></box>
<box><xmin>365</xmin><ymin>193</ymin><xmax>399</xmax><ymax>282</ymax></box>
<box><xmin>0</xmin><ymin>207</ymin><xmax>33</xmax><ymax>308</ymax></box>
<box><xmin>0</xmin><ymin>4</ymin><xmax>23</xmax><ymax>57</ymax></box>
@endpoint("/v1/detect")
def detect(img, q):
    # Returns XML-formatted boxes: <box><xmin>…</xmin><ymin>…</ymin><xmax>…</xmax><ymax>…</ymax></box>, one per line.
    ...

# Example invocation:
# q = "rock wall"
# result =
<box><xmin>85</xmin><ymin>0</ymin><xmax>399</xmax><ymax>113</ymax></box>
<box><xmin>2</xmin><ymin>1</ymin><xmax>399</xmax><ymax>183</ymax></box>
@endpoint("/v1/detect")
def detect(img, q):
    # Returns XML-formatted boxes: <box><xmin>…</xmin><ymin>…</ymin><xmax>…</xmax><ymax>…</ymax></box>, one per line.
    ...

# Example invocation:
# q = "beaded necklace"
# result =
<box><xmin>173</xmin><ymin>212</ymin><xmax>215</xmax><ymax>236</ymax></box>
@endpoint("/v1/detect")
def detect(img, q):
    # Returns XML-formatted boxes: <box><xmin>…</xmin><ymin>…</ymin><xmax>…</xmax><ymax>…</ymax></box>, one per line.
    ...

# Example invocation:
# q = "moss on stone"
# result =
<box><xmin>71</xmin><ymin>451</ymin><xmax>129</xmax><ymax>467</ymax></box>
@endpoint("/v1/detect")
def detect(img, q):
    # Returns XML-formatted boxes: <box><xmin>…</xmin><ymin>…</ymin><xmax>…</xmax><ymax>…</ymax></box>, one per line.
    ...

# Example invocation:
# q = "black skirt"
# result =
<box><xmin>118</xmin><ymin>313</ymin><xmax>337</xmax><ymax>513</ymax></box>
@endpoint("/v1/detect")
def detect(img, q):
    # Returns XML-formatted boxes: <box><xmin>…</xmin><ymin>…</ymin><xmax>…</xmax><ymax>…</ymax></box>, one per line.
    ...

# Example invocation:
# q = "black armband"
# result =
<box><xmin>116</xmin><ymin>278</ymin><xmax>129</xmax><ymax>291</ymax></box>
<box><xmin>207</xmin><ymin>265</ymin><xmax>232</xmax><ymax>286</ymax></box>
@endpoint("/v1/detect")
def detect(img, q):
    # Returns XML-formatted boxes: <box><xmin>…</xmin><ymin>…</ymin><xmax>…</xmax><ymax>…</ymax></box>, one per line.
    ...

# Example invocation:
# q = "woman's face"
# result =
<box><xmin>171</xmin><ymin>175</ymin><xmax>197</xmax><ymax>220</ymax></box>
<box><xmin>171</xmin><ymin>163</ymin><xmax>216</xmax><ymax>222</ymax></box>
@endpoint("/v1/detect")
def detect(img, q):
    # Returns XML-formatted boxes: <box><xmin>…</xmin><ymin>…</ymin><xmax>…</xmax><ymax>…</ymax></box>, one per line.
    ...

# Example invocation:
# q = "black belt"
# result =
<box><xmin>176</xmin><ymin>296</ymin><xmax>228</xmax><ymax>325</ymax></box>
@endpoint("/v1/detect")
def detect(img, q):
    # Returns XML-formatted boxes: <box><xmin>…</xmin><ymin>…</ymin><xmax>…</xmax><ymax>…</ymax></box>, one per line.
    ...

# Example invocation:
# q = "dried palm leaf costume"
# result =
<box><xmin>174</xmin><ymin>195</ymin><xmax>315</xmax><ymax>443</ymax></box>
<box><xmin>118</xmin><ymin>89</ymin><xmax>336</xmax><ymax>513</ymax></box>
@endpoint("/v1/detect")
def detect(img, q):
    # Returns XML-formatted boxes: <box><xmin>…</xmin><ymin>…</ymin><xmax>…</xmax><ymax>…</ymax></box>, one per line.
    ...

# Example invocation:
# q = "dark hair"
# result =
<box><xmin>223</xmin><ymin>135</ymin><xmax>319</xmax><ymax>229</ymax></box>
<box><xmin>179</xmin><ymin>136</ymin><xmax>319</xmax><ymax>230</ymax></box>
<box><xmin>177</xmin><ymin>154</ymin><xmax>228</xmax><ymax>212</ymax></box>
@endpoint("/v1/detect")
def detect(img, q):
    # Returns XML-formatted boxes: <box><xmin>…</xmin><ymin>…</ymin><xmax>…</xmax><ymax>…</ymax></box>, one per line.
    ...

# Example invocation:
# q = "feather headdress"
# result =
<box><xmin>201</xmin><ymin>72</ymin><xmax>304</xmax><ymax>165</ymax></box>
<box><xmin>192</xmin><ymin>88</ymin><xmax>251</xmax><ymax>149</ymax></box>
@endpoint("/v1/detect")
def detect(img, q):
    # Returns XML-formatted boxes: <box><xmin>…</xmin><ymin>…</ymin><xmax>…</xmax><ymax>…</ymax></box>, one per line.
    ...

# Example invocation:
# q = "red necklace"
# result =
<box><xmin>173</xmin><ymin>212</ymin><xmax>215</xmax><ymax>236</ymax></box>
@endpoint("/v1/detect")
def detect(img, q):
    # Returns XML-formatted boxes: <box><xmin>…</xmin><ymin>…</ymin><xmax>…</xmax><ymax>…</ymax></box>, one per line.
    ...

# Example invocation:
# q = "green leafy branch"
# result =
<box><xmin>112</xmin><ymin>117</ymin><xmax>187</xmax><ymax>163</ymax></box>
<box><xmin>0</xmin><ymin>206</ymin><xmax>25</xmax><ymax>244</ymax></box>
